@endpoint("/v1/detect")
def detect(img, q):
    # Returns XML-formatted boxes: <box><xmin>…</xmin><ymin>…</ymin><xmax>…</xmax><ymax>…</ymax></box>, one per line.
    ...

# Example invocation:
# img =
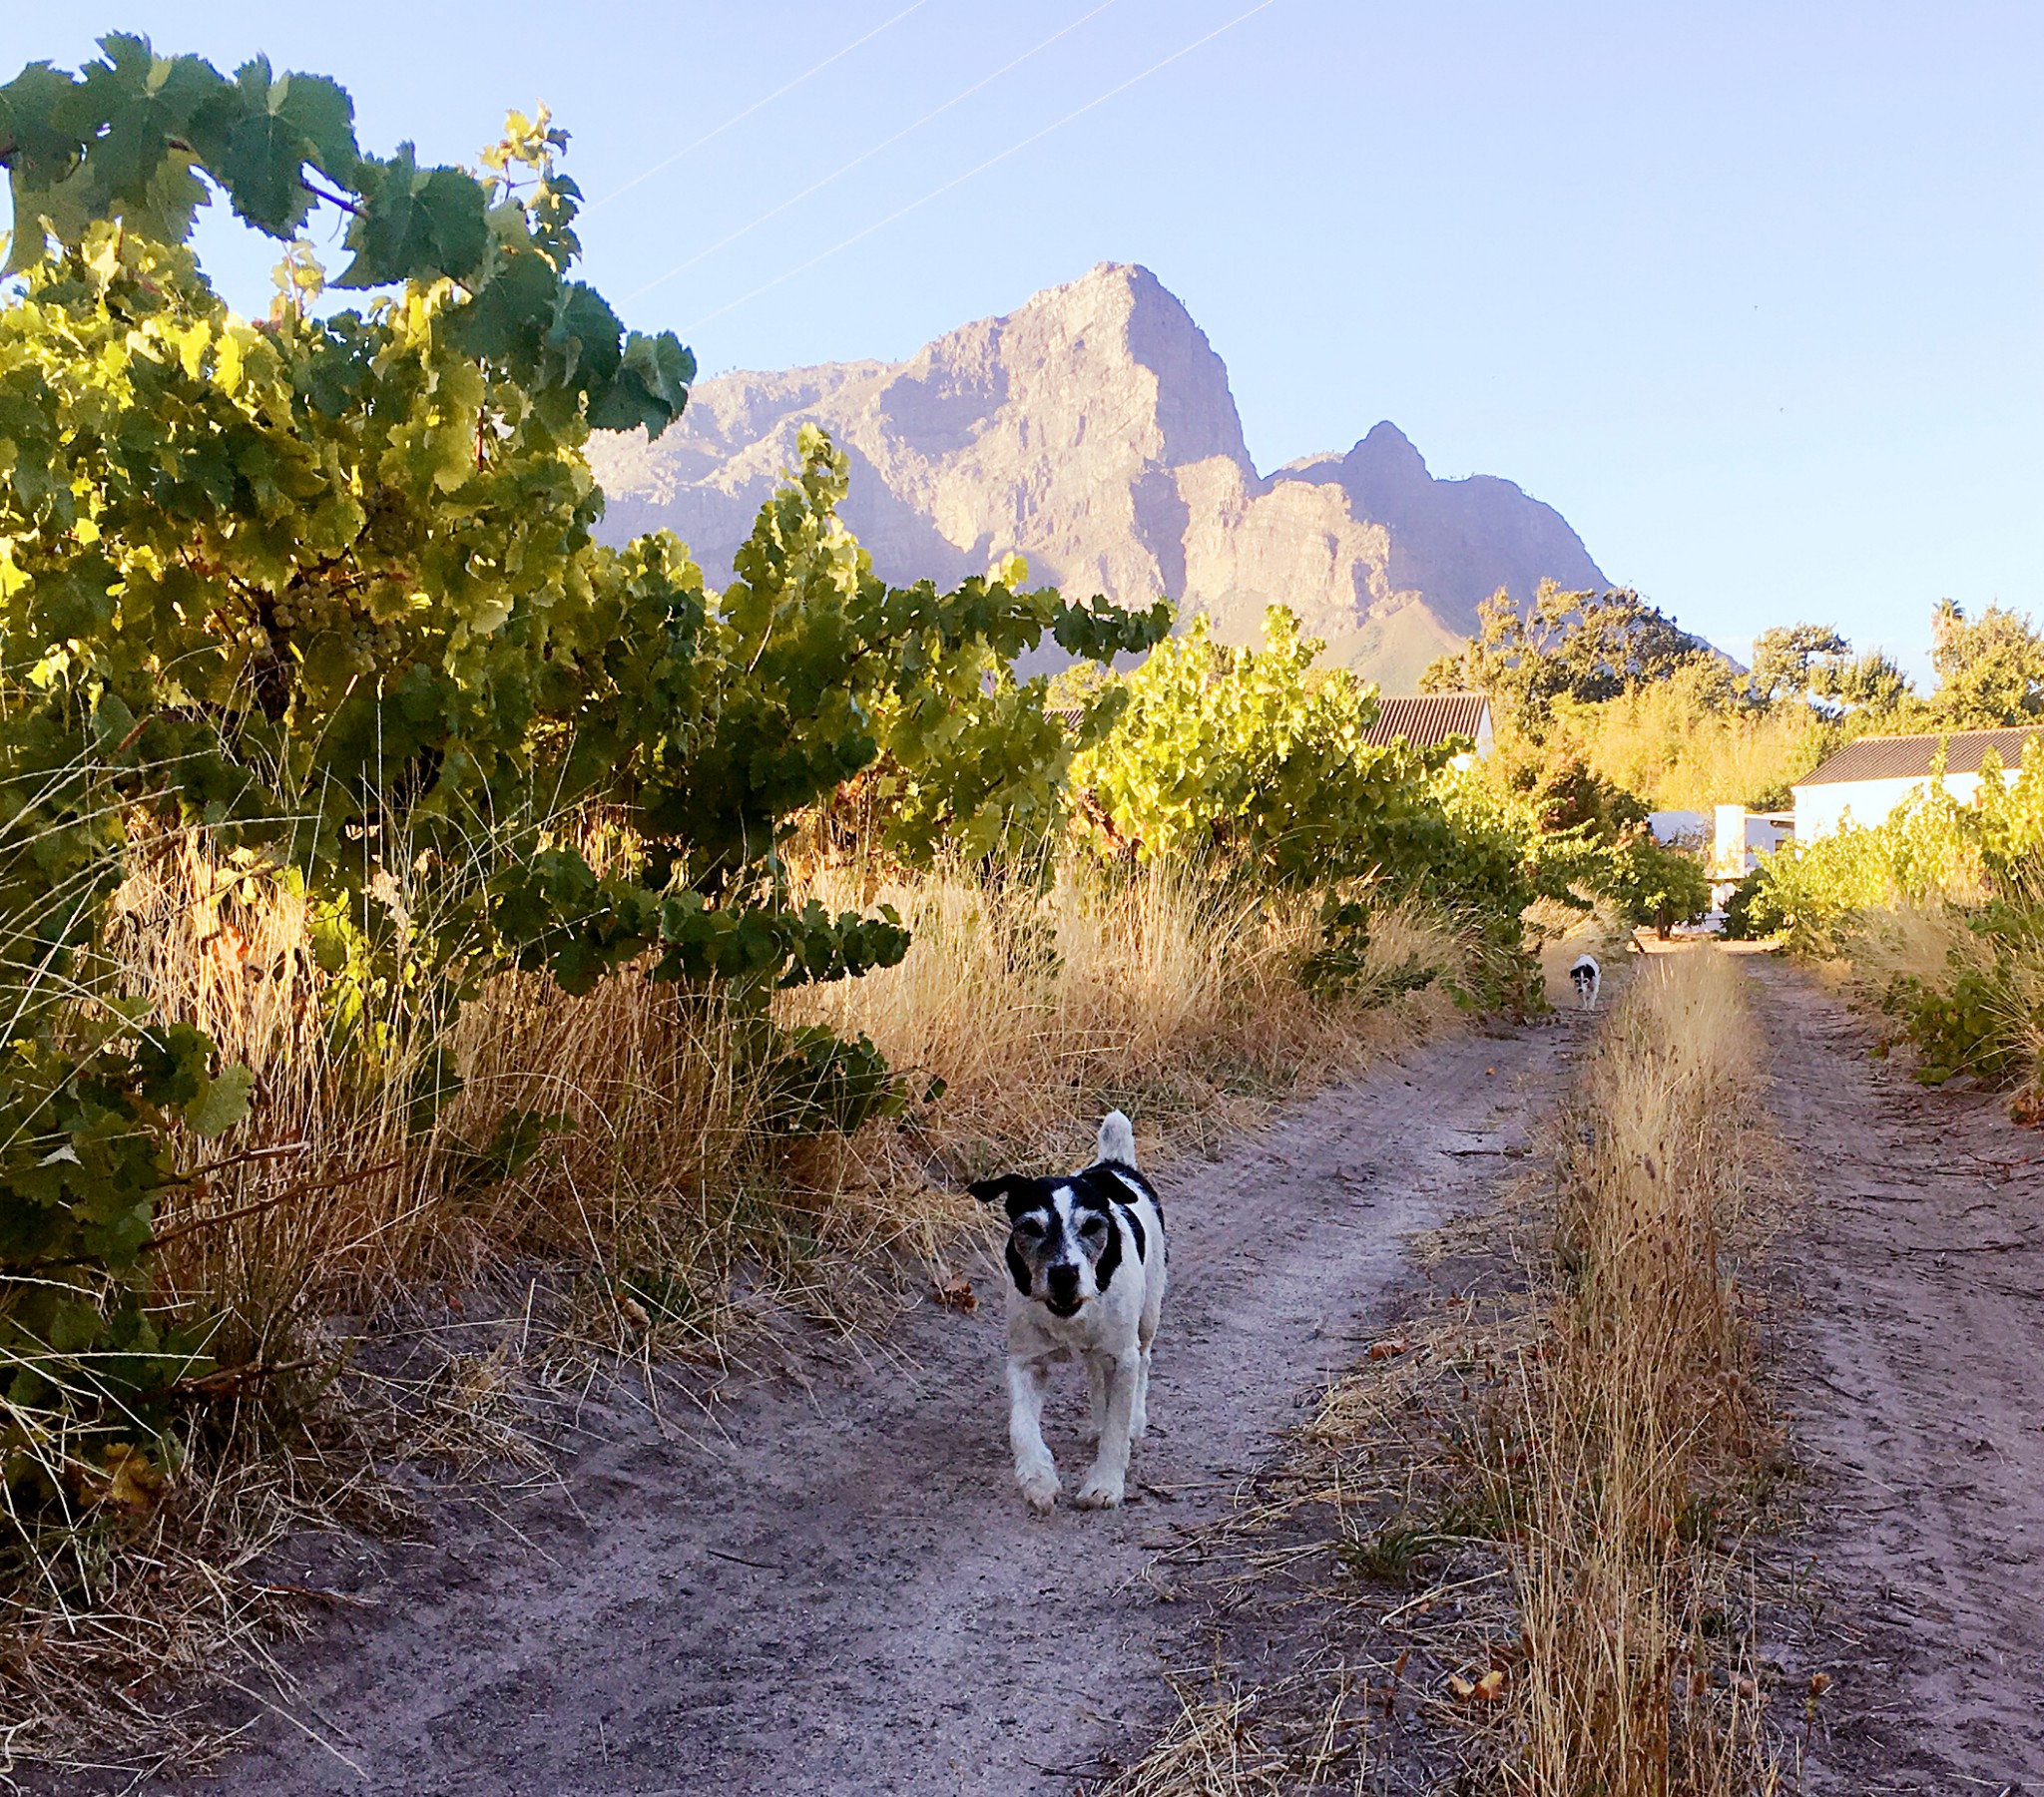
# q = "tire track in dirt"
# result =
<box><xmin>137</xmin><ymin>1020</ymin><xmax>1573</xmax><ymax>1797</ymax></box>
<box><xmin>1751</xmin><ymin>959</ymin><xmax>2044</xmax><ymax>1789</ymax></box>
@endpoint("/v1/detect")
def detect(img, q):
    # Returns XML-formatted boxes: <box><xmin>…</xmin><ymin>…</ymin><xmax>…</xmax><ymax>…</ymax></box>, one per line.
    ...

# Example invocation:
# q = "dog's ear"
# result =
<box><xmin>968</xmin><ymin>1173</ymin><xmax>1027</xmax><ymax>1207</ymax></box>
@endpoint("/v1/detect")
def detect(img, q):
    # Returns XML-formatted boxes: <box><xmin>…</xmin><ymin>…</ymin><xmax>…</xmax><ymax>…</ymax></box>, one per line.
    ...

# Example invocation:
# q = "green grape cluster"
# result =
<box><xmin>270</xmin><ymin>584</ymin><xmax>407</xmax><ymax>678</ymax></box>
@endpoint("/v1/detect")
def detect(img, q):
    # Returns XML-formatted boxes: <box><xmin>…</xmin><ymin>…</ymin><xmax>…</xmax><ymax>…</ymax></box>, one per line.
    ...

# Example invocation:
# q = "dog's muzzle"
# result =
<box><xmin>1045</xmin><ymin>1264</ymin><xmax>1082</xmax><ymax>1316</ymax></box>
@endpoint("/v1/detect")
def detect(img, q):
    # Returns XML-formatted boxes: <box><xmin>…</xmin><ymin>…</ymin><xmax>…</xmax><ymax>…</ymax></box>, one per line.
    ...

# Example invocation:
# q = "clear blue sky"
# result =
<box><xmin>6</xmin><ymin>2</ymin><xmax>2039</xmax><ymax>676</ymax></box>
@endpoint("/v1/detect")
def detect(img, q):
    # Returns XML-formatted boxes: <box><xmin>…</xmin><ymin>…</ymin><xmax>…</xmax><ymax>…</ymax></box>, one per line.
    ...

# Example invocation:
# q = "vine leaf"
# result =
<box><xmin>184</xmin><ymin>1065</ymin><xmax>255</xmax><ymax>1138</ymax></box>
<box><xmin>193</xmin><ymin>60</ymin><xmax>358</xmax><ymax>234</ymax></box>
<box><xmin>336</xmin><ymin>145</ymin><xmax>490</xmax><ymax>286</ymax></box>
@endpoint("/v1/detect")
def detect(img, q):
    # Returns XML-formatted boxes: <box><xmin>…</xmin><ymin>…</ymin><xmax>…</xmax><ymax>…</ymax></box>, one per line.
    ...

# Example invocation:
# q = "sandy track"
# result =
<box><xmin>130</xmin><ymin>1020</ymin><xmax>1569</xmax><ymax>1797</ymax></box>
<box><xmin>1752</xmin><ymin>960</ymin><xmax>2044</xmax><ymax>1789</ymax></box>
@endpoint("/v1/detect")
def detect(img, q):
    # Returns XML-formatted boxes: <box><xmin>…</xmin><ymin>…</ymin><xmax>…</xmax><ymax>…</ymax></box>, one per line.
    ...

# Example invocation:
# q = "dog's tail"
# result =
<box><xmin>1096</xmin><ymin>1110</ymin><xmax>1137</xmax><ymax>1166</ymax></box>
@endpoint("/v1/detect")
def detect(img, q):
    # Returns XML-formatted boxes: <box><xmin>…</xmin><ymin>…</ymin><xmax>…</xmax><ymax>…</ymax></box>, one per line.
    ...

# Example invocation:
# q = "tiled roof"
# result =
<box><xmin>1795</xmin><ymin>725</ymin><xmax>2044</xmax><ymax>786</ymax></box>
<box><xmin>1362</xmin><ymin>692</ymin><xmax>1491</xmax><ymax>749</ymax></box>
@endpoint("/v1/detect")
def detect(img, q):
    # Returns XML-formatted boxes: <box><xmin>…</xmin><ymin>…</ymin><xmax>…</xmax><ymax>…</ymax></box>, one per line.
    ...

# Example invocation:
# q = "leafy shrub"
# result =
<box><xmin>1071</xmin><ymin>606</ymin><xmax>1447</xmax><ymax>883</ymax></box>
<box><xmin>1881</xmin><ymin>967</ymin><xmax>2024</xmax><ymax>1086</ymax></box>
<box><xmin>1298</xmin><ymin>899</ymin><xmax>1439</xmax><ymax>1004</ymax></box>
<box><xmin>1719</xmin><ymin>868</ymin><xmax>1766</xmax><ymax>940</ymax></box>
<box><xmin>751</xmin><ymin>1026</ymin><xmax>908</xmax><ymax>1138</ymax></box>
<box><xmin>1603</xmin><ymin>833</ymin><xmax>1712</xmax><ymax>937</ymax></box>
<box><xmin>1754</xmin><ymin>738</ymin><xmax>2044</xmax><ymax>1100</ymax></box>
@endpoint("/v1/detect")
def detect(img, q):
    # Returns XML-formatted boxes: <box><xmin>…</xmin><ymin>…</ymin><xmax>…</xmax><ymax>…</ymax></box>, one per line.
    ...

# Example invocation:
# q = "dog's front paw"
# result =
<box><xmin>1017</xmin><ymin>1466</ymin><xmax>1060</xmax><ymax>1514</ymax></box>
<box><xmin>1074</xmin><ymin>1471</ymin><xmax>1125</xmax><ymax>1510</ymax></box>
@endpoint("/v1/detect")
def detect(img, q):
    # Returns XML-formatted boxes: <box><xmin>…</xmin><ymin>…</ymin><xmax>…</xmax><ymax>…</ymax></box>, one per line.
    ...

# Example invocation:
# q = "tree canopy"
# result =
<box><xmin>1419</xmin><ymin>582</ymin><xmax>1718</xmax><ymax>725</ymax></box>
<box><xmin>0</xmin><ymin>41</ymin><xmax>691</xmax><ymax>433</ymax></box>
<box><xmin>1750</xmin><ymin>624</ymin><xmax>1849</xmax><ymax>701</ymax></box>
<box><xmin>1926</xmin><ymin>602</ymin><xmax>2044</xmax><ymax>726</ymax></box>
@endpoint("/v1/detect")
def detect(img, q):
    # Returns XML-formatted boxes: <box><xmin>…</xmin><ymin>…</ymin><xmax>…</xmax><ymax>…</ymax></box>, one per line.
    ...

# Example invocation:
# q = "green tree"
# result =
<box><xmin>1750</xmin><ymin>623</ymin><xmax>1848</xmax><ymax>701</ymax></box>
<box><xmin>1420</xmin><ymin>581</ymin><xmax>1716</xmax><ymax>727</ymax></box>
<box><xmin>1809</xmin><ymin>647</ymin><xmax>1914</xmax><ymax>718</ymax></box>
<box><xmin>1604</xmin><ymin>832</ymin><xmax>1711</xmax><ymax>938</ymax></box>
<box><xmin>1927</xmin><ymin>602</ymin><xmax>2044</xmax><ymax>725</ymax></box>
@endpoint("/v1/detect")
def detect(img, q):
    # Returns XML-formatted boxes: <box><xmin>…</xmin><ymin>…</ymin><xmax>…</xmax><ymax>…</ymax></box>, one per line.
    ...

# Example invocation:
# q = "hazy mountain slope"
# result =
<box><xmin>588</xmin><ymin>263</ymin><xmax>1608</xmax><ymax>686</ymax></box>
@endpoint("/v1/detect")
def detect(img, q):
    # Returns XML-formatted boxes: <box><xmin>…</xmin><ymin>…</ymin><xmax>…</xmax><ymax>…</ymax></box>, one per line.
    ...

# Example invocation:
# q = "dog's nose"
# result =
<box><xmin>1046</xmin><ymin>1263</ymin><xmax>1079</xmax><ymax>1303</ymax></box>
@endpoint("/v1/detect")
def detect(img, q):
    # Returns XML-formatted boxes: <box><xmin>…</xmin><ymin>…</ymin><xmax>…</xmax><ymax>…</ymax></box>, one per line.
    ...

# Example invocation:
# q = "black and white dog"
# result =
<box><xmin>968</xmin><ymin>1112</ymin><xmax>1168</xmax><ymax>1514</ymax></box>
<box><xmin>1568</xmin><ymin>953</ymin><xmax>1601</xmax><ymax>1010</ymax></box>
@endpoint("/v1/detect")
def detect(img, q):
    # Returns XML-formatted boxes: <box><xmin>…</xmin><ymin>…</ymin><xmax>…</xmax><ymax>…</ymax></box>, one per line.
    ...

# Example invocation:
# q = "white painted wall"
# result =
<box><xmin>1792</xmin><ymin>771</ymin><xmax>1986</xmax><ymax>840</ymax></box>
<box><xmin>1444</xmin><ymin>707</ymin><xmax>1495</xmax><ymax>771</ymax></box>
<box><xmin>1710</xmin><ymin>805</ymin><xmax>1794</xmax><ymax>904</ymax></box>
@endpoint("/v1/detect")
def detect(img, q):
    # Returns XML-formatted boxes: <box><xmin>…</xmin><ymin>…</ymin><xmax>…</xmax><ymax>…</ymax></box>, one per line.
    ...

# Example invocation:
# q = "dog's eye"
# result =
<box><xmin>1013</xmin><ymin>1216</ymin><xmax>1043</xmax><ymax>1236</ymax></box>
<box><xmin>1079</xmin><ymin>1214</ymin><xmax>1107</xmax><ymax>1236</ymax></box>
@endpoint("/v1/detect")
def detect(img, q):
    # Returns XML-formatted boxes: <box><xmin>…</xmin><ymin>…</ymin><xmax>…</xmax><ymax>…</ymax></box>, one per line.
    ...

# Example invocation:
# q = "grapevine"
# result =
<box><xmin>0</xmin><ymin>40</ymin><xmax>1165</xmax><ymax>1456</ymax></box>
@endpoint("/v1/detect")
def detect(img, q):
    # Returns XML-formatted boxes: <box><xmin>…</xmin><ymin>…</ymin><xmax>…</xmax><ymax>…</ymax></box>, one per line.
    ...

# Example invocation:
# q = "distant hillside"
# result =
<box><xmin>589</xmin><ymin>263</ymin><xmax>1609</xmax><ymax>690</ymax></box>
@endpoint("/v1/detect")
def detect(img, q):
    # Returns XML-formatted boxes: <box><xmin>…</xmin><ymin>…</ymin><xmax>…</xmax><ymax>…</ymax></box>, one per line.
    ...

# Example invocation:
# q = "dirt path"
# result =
<box><xmin>131</xmin><ymin>1020</ymin><xmax>1572</xmax><ymax>1797</ymax></box>
<box><xmin>1750</xmin><ymin>959</ymin><xmax>2044</xmax><ymax>1789</ymax></box>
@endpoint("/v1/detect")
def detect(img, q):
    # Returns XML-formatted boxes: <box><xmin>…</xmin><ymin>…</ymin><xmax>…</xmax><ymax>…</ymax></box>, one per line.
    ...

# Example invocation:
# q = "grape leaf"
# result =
<box><xmin>76</xmin><ymin>37</ymin><xmax>225</xmax><ymax>210</ymax></box>
<box><xmin>335</xmin><ymin>145</ymin><xmax>489</xmax><ymax>286</ymax></box>
<box><xmin>588</xmin><ymin>329</ymin><xmax>697</xmax><ymax>437</ymax></box>
<box><xmin>191</xmin><ymin>61</ymin><xmax>359</xmax><ymax>235</ymax></box>
<box><xmin>183</xmin><ymin>1064</ymin><xmax>254</xmax><ymax>1137</ymax></box>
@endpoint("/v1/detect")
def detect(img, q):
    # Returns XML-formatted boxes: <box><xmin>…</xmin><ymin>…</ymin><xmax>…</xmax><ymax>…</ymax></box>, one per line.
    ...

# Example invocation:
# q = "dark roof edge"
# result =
<box><xmin>1794</xmin><ymin>724</ymin><xmax>2044</xmax><ymax>787</ymax></box>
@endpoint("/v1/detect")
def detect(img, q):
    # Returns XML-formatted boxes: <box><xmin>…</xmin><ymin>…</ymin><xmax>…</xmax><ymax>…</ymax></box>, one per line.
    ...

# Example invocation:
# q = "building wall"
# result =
<box><xmin>1443</xmin><ymin>707</ymin><xmax>1494</xmax><ymax>771</ymax></box>
<box><xmin>1712</xmin><ymin>805</ymin><xmax>1790</xmax><ymax>873</ymax></box>
<box><xmin>1710</xmin><ymin>805</ymin><xmax>1794</xmax><ymax>906</ymax></box>
<box><xmin>1792</xmin><ymin>772</ymin><xmax>1985</xmax><ymax>840</ymax></box>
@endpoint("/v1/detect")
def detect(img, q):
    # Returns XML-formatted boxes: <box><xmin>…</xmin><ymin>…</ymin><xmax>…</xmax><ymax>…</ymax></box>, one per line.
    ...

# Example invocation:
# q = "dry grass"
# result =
<box><xmin>1099</xmin><ymin>1676</ymin><xmax>1290</xmax><ymax>1797</ymax></box>
<box><xmin>790</xmin><ymin>858</ymin><xmax>1469</xmax><ymax>1170</ymax></box>
<box><xmin>1097</xmin><ymin>950</ymin><xmax>1796</xmax><ymax>1796</ymax></box>
<box><xmin>1835</xmin><ymin>895</ymin><xmax>2001</xmax><ymax>1019</ymax></box>
<box><xmin>1508</xmin><ymin>948</ymin><xmax>1782</xmax><ymax>1795</ymax></box>
<box><xmin>114</xmin><ymin>840</ymin><xmax>1470</xmax><ymax>1353</ymax></box>
<box><xmin>1830</xmin><ymin>892</ymin><xmax>2044</xmax><ymax>1116</ymax></box>
<box><xmin>4</xmin><ymin>833</ymin><xmax>1479</xmax><ymax>1769</ymax></box>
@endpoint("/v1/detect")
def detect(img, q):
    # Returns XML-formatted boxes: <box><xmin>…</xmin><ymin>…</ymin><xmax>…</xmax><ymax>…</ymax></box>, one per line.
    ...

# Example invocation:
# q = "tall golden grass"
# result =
<box><xmin>1507</xmin><ymin>947</ymin><xmax>1780</xmax><ymax>1794</ymax></box>
<box><xmin>111</xmin><ymin>838</ymin><xmax>1471</xmax><ymax>1375</ymax></box>
<box><xmin>789</xmin><ymin>858</ymin><xmax>1467</xmax><ymax>1167</ymax></box>
<box><xmin>1836</xmin><ymin>892</ymin><xmax>2044</xmax><ymax>1117</ymax></box>
<box><xmin>1551</xmin><ymin>674</ymin><xmax>1830</xmax><ymax>812</ymax></box>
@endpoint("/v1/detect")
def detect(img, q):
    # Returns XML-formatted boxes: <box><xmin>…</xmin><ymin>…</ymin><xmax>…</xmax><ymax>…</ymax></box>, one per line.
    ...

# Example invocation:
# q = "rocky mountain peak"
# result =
<box><xmin>588</xmin><ymin>268</ymin><xmax>1608</xmax><ymax>689</ymax></box>
<box><xmin>1346</xmin><ymin>419</ymin><xmax>1428</xmax><ymax>483</ymax></box>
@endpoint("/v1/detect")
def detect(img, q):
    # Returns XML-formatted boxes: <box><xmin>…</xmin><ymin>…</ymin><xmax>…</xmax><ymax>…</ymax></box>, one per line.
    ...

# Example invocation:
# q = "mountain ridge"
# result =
<box><xmin>589</xmin><ymin>263</ymin><xmax>1609</xmax><ymax>690</ymax></box>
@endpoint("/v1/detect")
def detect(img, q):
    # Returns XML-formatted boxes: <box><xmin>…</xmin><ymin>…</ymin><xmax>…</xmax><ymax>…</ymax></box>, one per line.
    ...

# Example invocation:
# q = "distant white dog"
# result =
<box><xmin>968</xmin><ymin>1112</ymin><xmax>1168</xmax><ymax>1514</ymax></box>
<box><xmin>1568</xmin><ymin>953</ymin><xmax>1602</xmax><ymax>1011</ymax></box>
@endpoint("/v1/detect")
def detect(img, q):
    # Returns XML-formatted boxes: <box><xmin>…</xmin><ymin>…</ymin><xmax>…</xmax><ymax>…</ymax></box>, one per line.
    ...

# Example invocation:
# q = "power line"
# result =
<box><xmin>676</xmin><ymin>0</ymin><xmax>1282</xmax><ymax>337</ymax></box>
<box><xmin>624</xmin><ymin>0</ymin><xmax>1123</xmax><ymax>306</ymax></box>
<box><xmin>587</xmin><ymin>0</ymin><xmax>937</xmax><ymax>215</ymax></box>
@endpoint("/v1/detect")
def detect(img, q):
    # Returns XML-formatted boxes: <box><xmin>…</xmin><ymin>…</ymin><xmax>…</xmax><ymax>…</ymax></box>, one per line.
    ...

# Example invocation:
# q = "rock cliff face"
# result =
<box><xmin>588</xmin><ymin>263</ymin><xmax>1607</xmax><ymax>689</ymax></box>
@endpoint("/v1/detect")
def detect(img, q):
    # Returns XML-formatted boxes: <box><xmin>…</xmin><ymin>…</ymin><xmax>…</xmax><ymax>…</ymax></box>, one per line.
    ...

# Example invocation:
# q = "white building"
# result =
<box><xmin>1363</xmin><ymin>692</ymin><xmax>1494</xmax><ymax>767</ymax></box>
<box><xmin>1791</xmin><ymin>726</ymin><xmax>2044</xmax><ymax>841</ymax></box>
<box><xmin>1709</xmin><ymin>804</ymin><xmax>1793</xmax><ymax>906</ymax></box>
